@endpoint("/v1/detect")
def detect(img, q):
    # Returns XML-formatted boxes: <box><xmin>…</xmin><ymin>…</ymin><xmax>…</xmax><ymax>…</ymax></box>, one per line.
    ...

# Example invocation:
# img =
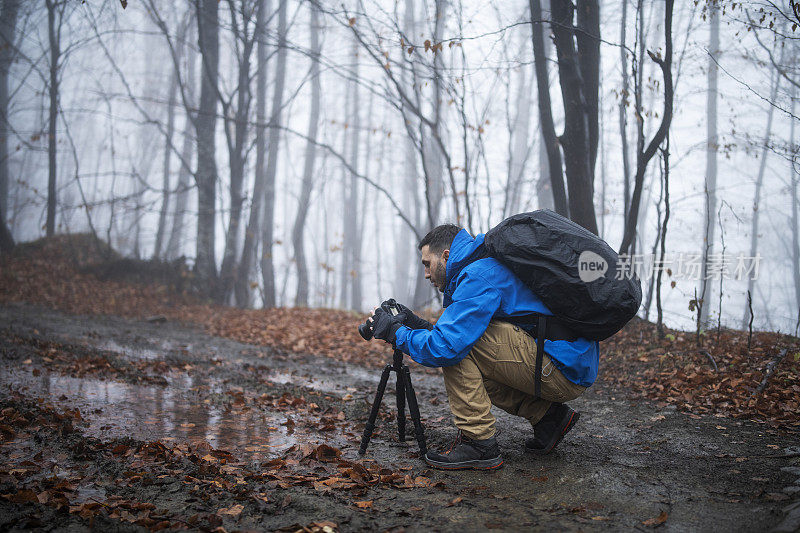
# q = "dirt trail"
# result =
<box><xmin>1</xmin><ymin>302</ymin><xmax>799</xmax><ymax>532</ymax></box>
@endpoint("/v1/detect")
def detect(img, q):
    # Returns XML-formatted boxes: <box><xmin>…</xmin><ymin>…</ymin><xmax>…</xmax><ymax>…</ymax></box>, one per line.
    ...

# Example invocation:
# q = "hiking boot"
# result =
<box><xmin>524</xmin><ymin>403</ymin><xmax>580</xmax><ymax>455</ymax></box>
<box><xmin>425</xmin><ymin>431</ymin><xmax>504</xmax><ymax>470</ymax></box>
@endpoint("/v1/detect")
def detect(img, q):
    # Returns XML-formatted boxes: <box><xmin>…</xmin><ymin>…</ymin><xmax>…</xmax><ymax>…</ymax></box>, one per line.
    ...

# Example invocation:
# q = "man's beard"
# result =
<box><xmin>435</xmin><ymin>262</ymin><xmax>446</xmax><ymax>291</ymax></box>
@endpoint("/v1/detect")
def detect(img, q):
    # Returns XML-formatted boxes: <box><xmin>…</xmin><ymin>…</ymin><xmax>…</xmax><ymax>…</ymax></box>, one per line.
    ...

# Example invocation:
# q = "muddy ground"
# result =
<box><xmin>1</xmin><ymin>302</ymin><xmax>799</xmax><ymax>532</ymax></box>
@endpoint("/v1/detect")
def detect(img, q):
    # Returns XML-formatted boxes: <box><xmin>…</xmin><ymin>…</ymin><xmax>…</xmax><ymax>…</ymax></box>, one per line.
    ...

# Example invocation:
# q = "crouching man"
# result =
<box><xmin>367</xmin><ymin>224</ymin><xmax>599</xmax><ymax>470</ymax></box>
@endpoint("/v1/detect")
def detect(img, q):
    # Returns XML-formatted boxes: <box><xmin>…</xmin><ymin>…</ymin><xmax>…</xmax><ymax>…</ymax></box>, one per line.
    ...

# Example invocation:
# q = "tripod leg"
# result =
<box><xmin>396</xmin><ymin>370</ymin><xmax>406</xmax><ymax>442</ymax></box>
<box><xmin>402</xmin><ymin>366</ymin><xmax>427</xmax><ymax>456</ymax></box>
<box><xmin>358</xmin><ymin>364</ymin><xmax>393</xmax><ymax>455</ymax></box>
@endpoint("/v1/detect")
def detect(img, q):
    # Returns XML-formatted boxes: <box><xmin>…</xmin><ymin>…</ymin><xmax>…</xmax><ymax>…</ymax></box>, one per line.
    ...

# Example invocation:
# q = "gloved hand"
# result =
<box><xmin>370</xmin><ymin>307</ymin><xmax>405</xmax><ymax>346</ymax></box>
<box><xmin>381</xmin><ymin>300</ymin><xmax>433</xmax><ymax>331</ymax></box>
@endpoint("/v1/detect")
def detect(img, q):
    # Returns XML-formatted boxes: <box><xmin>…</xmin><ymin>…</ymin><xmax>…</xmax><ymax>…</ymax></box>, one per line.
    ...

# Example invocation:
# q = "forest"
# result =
<box><xmin>1</xmin><ymin>0</ymin><xmax>800</xmax><ymax>531</ymax></box>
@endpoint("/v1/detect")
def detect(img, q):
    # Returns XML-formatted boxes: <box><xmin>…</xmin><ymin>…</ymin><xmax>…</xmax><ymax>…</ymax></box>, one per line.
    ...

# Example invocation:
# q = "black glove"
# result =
<box><xmin>381</xmin><ymin>299</ymin><xmax>433</xmax><ymax>331</ymax></box>
<box><xmin>371</xmin><ymin>307</ymin><xmax>405</xmax><ymax>346</ymax></box>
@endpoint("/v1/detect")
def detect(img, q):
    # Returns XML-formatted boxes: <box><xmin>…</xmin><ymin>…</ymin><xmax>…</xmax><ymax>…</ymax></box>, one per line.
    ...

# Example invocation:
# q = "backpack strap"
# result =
<box><xmin>500</xmin><ymin>313</ymin><xmax>577</xmax><ymax>341</ymax></box>
<box><xmin>534</xmin><ymin>315</ymin><xmax>546</xmax><ymax>398</ymax></box>
<box><xmin>498</xmin><ymin>313</ymin><xmax>576</xmax><ymax>398</ymax></box>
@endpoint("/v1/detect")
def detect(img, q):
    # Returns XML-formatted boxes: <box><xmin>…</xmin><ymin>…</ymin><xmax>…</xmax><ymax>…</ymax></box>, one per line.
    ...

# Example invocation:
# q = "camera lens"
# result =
<box><xmin>358</xmin><ymin>321</ymin><xmax>373</xmax><ymax>340</ymax></box>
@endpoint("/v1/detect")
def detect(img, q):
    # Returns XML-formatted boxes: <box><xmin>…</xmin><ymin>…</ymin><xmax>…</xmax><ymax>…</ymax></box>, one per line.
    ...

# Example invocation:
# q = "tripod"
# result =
<box><xmin>358</xmin><ymin>348</ymin><xmax>427</xmax><ymax>456</ymax></box>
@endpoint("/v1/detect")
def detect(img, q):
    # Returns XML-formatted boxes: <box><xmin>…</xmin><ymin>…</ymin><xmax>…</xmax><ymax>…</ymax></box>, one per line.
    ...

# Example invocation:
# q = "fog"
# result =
<box><xmin>1</xmin><ymin>0</ymin><xmax>798</xmax><ymax>335</ymax></box>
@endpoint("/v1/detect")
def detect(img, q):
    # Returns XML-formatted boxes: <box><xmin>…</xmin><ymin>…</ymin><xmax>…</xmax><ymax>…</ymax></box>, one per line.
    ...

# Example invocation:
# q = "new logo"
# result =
<box><xmin>578</xmin><ymin>250</ymin><xmax>608</xmax><ymax>282</ymax></box>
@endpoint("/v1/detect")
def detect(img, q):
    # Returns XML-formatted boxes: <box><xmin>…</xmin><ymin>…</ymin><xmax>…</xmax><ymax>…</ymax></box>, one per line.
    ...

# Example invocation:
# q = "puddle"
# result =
<box><xmin>267</xmin><ymin>366</ymin><xmax>378</xmax><ymax>392</ymax></box>
<box><xmin>0</xmin><ymin>367</ymin><xmax>341</xmax><ymax>462</ymax></box>
<box><xmin>95</xmin><ymin>339</ymin><xmax>163</xmax><ymax>361</ymax></box>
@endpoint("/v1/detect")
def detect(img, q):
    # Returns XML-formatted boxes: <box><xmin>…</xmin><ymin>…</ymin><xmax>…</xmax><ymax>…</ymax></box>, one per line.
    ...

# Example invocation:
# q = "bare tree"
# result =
<box><xmin>790</xmin><ymin>86</ymin><xmax>799</xmax><ymax>335</ymax></box>
<box><xmin>45</xmin><ymin>0</ymin><xmax>67</xmax><ymax>237</ymax></box>
<box><xmin>154</xmin><ymin>13</ymin><xmax>190</xmax><ymax>260</ymax></box>
<box><xmin>194</xmin><ymin>0</ymin><xmax>221</xmax><ymax>291</ymax></box>
<box><xmin>166</xmin><ymin>21</ymin><xmax>198</xmax><ymax>262</ymax></box>
<box><xmin>503</xmin><ymin>18</ymin><xmax>534</xmax><ymax>219</ymax></box>
<box><xmin>0</xmin><ymin>0</ymin><xmax>20</xmax><ymax>222</ymax></box>
<box><xmin>618</xmin><ymin>0</ymin><xmax>674</xmax><ymax>256</ymax></box>
<box><xmin>742</xmin><ymin>64</ymin><xmax>782</xmax><ymax>329</ymax></box>
<box><xmin>549</xmin><ymin>0</ymin><xmax>599</xmax><ymax>233</ymax></box>
<box><xmin>699</xmin><ymin>0</ymin><xmax>720</xmax><ymax>327</ymax></box>
<box><xmin>293</xmin><ymin>2</ymin><xmax>321</xmax><ymax>306</ymax></box>
<box><xmin>393</xmin><ymin>0</ymin><xmax>420</xmax><ymax>306</ymax></box>
<box><xmin>0</xmin><ymin>0</ymin><xmax>20</xmax><ymax>252</ymax></box>
<box><xmin>340</xmin><ymin>37</ymin><xmax>361</xmax><ymax>310</ymax></box>
<box><xmin>530</xmin><ymin>0</ymin><xmax>567</xmax><ymax>216</ymax></box>
<box><xmin>618</xmin><ymin>0</ymin><xmax>632</xmax><ymax>223</ymax></box>
<box><xmin>260</xmin><ymin>0</ymin><xmax>288</xmax><ymax>308</ymax></box>
<box><xmin>411</xmin><ymin>0</ymin><xmax>448</xmax><ymax>310</ymax></box>
<box><xmin>235</xmin><ymin>0</ymin><xmax>269</xmax><ymax>308</ymax></box>
<box><xmin>656</xmin><ymin>136</ymin><xmax>670</xmax><ymax>337</ymax></box>
<box><xmin>218</xmin><ymin>0</ymin><xmax>259</xmax><ymax>303</ymax></box>
<box><xmin>0</xmin><ymin>202</ymin><xmax>11</xmax><ymax>252</ymax></box>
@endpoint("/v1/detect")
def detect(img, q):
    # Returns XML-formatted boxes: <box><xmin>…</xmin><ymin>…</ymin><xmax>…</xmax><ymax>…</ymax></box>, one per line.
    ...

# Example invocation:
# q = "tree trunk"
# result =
<box><xmin>0</xmin><ymin>201</ymin><xmax>12</xmax><ymax>252</ymax></box>
<box><xmin>618</xmin><ymin>0</ymin><xmax>673</xmax><ymax>256</ymax></box>
<box><xmin>699</xmin><ymin>1</ymin><xmax>720</xmax><ymax>326</ymax></box>
<box><xmin>619</xmin><ymin>0</ymin><xmax>632</xmax><ymax>223</ymax></box>
<box><xmin>166</xmin><ymin>122</ymin><xmax>195</xmax><ymax>261</ymax></box>
<box><xmin>260</xmin><ymin>0</ymin><xmax>288</xmax><ymax>308</ymax></box>
<box><xmin>194</xmin><ymin>0</ymin><xmax>220</xmax><ymax>292</ymax></box>
<box><xmin>292</xmin><ymin>2</ymin><xmax>320</xmax><ymax>307</ymax></box>
<box><xmin>411</xmin><ymin>0</ymin><xmax>447</xmax><ymax>310</ymax></box>
<box><xmin>656</xmin><ymin>135</ymin><xmax>670</xmax><ymax>337</ymax></box>
<box><xmin>598</xmin><ymin>61</ymin><xmax>606</xmax><ymax>238</ymax></box>
<box><xmin>166</xmin><ymin>24</ymin><xmax>197</xmax><ymax>262</ymax></box>
<box><xmin>0</xmin><ymin>0</ymin><xmax>20</xmax><ymax>223</ymax></box>
<box><xmin>347</xmin><ymin>40</ymin><xmax>362</xmax><ymax>311</ymax></box>
<box><xmin>790</xmin><ymin>87</ymin><xmax>799</xmax><ymax>336</ymax></box>
<box><xmin>505</xmin><ymin>33</ymin><xmax>533</xmax><ymax>219</ymax></box>
<box><xmin>742</xmin><ymin>65</ymin><xmax>782</xmax><ymax>329</ymax></box>
<box><xmin>395</xmin><ymin>2</ymin><xmax>416</xmax><ymax>305</ymax></box>
<box><xmin>576</xmin><ymin>0</ymin><xmax>600</xmax><ymax>178</ymax></box>
<box><xmin>550</xmin><ymin>0</ymin><xmax>598</xmax><ymax>234</ymax></box>
<box><xmin>154</xmin><ymin>57</ymin><xmax>180</xmax><ymax>259</ymax></box>
<box><xmin>46</xmin><ymin>0</ymin><xmax>61</xmax><ymax>238</ymax></box>
<box><xmin>339</xmin><ymin>42</ymin><xmax>356</xmax><ymax>309</ymax></box>
<box><xmin>235</xmin><ymin>0</ymin><xmax>270</xmax><ymax>308</ymax></box>
<box><xmin>529</xmin><ymin>0</ymin><xmax>568</xmax><ymax>217</ymax></box>
<box><xmin>219</xmin><ymin>4</ymin><xmax>255</xmax><ymax>304</ymax></box>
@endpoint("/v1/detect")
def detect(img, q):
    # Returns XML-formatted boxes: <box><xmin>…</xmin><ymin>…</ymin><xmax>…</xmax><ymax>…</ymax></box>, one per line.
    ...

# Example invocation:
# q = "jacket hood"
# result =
<box><xmin>445</xmin><ymin>229</ymin><xmax>485</xmax><ymax>290</ymax></box>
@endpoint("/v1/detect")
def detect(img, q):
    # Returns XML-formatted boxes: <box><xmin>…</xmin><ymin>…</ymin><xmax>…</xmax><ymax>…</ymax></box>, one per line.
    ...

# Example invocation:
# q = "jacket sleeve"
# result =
<box><xmin>395</xmin><ymin>272</ymin><xmax>501</xmax><ymax>367</ymax></box>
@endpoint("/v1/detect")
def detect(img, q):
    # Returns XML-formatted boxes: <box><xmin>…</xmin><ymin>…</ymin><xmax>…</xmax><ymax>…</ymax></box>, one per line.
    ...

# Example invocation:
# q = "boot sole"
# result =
<box><xmin>525</xmin><ymin>410</ymin><xmax>580</xmax><ymax>456</ymax></box>
<box><xmin>424</xmin><ymin>454</ymin><xmax>504</xmax><ymax>470</ymax></box>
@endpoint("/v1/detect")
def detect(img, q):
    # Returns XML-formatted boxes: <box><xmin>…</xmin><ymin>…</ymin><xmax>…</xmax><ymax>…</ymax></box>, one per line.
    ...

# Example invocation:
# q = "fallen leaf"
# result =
<box><xmin>354</xmin><ymin>500</ymin><xmax>373</xmax><ymax>509</ymax></box>
<box><xmin>6</xmin><ymin>489</ymin><xmax>39</xmax><ymax>503</ymax></box>
<box><xmin>642</xmin><ymin>511</ymin><xmax>668</xmax><ymax>527</ymax></box>
<box><xmin>218</xmin><ymin>504</ymin><xmax>244</xmax><ymax>517</ymax></box>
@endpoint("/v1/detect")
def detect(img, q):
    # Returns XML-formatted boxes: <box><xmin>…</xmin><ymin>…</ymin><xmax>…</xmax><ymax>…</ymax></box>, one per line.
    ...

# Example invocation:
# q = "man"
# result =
<box><xmin>369</xmin><ymin>224</ymin><xmax>599</xmax><ymax>470</ymax></box>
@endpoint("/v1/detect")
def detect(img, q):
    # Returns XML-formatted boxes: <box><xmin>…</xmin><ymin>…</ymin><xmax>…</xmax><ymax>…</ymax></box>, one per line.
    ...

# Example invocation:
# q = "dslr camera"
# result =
<box><xmin>358</xmin><ymin>299</ymin><xmax>401</xmax><ymax>340</ymax></box>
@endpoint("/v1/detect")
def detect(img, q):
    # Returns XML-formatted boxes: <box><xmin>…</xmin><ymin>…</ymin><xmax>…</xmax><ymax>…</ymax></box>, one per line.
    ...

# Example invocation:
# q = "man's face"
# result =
<box><xmin>420</xmin><ymin>245</ymin><xmax>449</xmax><ymax>293</ymax></box>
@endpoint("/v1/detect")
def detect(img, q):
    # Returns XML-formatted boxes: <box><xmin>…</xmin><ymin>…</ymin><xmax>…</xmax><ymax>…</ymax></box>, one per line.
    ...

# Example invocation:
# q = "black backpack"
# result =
<box><xmin>484</xmin><ymin>210</ymin><xmax>642</xmax><ymax>396</ymax></box>
<box><xmin>484</xmin><ymin>209</ymin><xmax>642</xmax><ymax>341</ymax></box>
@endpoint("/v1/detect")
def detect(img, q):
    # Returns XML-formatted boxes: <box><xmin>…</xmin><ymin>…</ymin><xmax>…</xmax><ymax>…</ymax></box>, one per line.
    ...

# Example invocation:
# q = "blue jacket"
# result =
<box><xmin>395</xmin><ymin>229</ymin><xmax>599</xmax><ymax>387</ymax></box>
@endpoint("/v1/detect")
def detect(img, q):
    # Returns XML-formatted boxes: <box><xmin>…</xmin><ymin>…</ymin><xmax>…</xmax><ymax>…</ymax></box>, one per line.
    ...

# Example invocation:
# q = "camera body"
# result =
<box><xmin>358</xmin><ymin>299</ymin><xmax>401</xmax><ymax>340</ymax></box>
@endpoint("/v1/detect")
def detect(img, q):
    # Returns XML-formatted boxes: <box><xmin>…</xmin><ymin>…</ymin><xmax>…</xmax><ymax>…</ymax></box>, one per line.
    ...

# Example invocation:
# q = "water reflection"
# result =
<box><xmin>0</xmin><ymin>367</ymin><xmax>330</xmax><ymax>462</ymax></box>
<box><xmin>95</xmin><ymin>339</ymin><xmax>163</xmax><ymax>361</ymax></box>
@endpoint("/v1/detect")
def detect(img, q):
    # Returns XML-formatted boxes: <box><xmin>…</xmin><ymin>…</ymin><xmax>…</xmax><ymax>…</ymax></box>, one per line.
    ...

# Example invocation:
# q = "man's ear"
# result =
<box><xmin>441</xmin><ymin>249</ymin><xmax>449</xmax><ymax>262</ymax></box>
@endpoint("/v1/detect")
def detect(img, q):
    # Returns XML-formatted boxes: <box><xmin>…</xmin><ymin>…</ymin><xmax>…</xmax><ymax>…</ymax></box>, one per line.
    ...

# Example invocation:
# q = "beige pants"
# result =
<box><xmin>442</xmin><ymin>320</ymin><xmax>587</xmax><ymax>440</ymax></box>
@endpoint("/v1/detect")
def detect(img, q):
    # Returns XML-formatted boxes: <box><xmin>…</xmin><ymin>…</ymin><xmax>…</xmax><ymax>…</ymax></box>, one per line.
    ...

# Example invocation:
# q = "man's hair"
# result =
<box><xmin>418</xmin><ymin>224</ymin><xmax>461</xmax><ymax>253</ymax></box>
